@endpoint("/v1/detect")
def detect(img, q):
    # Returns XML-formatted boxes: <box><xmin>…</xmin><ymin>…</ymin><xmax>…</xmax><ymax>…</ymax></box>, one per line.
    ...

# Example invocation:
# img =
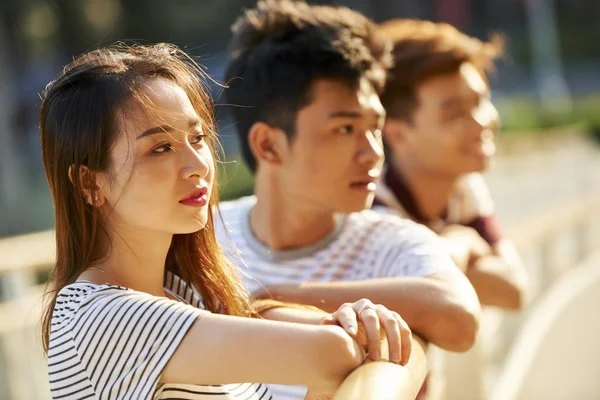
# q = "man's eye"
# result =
<box><xmin>447</xmin><ymin>110</ymin><xmax>469</xmax><ymax>121</ymax></box>
<box><xmin>190</xmin><ymin>133</ymin><xmax>206</xmax><ymax>145</ymax></box>
<box><xmin>338</xmin><ymin>125</ymin><xmax>353</xmax><ymax>135</ymax></box>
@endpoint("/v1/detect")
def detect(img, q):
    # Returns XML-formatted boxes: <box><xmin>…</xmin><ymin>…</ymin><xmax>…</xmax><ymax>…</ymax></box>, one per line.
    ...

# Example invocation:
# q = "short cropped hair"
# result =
<box><xmin>225</xmin><ymin>0</ymin><xmax>392</xmax><ymax>172</ymax></box>
<box><xmin>379</xmin><ymin>19</ymin><xmax>503</xmax><ymax>121</ymax></box>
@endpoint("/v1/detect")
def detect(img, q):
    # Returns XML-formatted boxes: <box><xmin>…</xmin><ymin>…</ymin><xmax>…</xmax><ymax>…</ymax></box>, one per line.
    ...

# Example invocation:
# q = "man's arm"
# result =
<box><xmin>449</xmin><ymin>175</ymin><xmax>528</xmax><ymax>310</ymax></box>
<box><xmin>257</xmin><ymin>270</ymin><xmax>480</xmax><ymax>352</ymax></box>
<box><xmin>465</xmin><ymin>239</ymin><xmax>528</xmax><ymax>310</ymax></box>
<box><xmin>441</xmin><ymin>225</ymin><xmax>528</xmax><ymax>310</ymax></box>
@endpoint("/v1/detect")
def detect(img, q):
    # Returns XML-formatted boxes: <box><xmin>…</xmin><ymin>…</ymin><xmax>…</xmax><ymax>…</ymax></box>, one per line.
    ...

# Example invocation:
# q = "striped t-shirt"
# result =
<box><xmin>48</xmin><ymin>272</ymin><xmax>272</xmax><ymax>400</ymax></box>
<box><xmin>215</xmin><ymin>195</ymin><xmax>456</xmax><ymax>399</ymax></box>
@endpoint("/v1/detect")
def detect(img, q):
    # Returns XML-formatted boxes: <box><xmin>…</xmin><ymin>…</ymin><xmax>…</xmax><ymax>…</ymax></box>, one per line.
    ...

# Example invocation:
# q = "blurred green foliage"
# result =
<box><xmin>499</xmin><ymin>95</ymin><xmax>600</xmax><ymax>136</ymax></box>
<box><xmin>217</xmin><ymin>158</ymin><xmax>255</xmax><ymax>201</ymax></box>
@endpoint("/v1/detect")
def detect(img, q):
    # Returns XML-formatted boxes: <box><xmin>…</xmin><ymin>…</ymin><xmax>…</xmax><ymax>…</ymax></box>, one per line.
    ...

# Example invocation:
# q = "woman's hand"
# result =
<box><xmin>319</xmin><ymin>298</ymin><xmax>412</xmax><ymax>365</ymax></box>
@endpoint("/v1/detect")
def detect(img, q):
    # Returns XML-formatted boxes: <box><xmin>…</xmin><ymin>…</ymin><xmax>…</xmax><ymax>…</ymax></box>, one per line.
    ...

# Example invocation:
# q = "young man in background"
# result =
<box><xmin>216</xmin><ymin>1</ymin><xmax>481</xmax><ymax>398</ymax></box>
<box><xmin>375</xmin><ymin>19</ymin><xmax>527</xmax><ymax>311</ymax></box>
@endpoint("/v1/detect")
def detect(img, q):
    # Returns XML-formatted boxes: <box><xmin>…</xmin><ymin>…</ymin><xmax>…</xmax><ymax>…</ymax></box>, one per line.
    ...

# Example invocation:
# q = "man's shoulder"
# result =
<box><xmin>345</xmin><ymin>210</ymin><xmax>454</xmax><ymax>278</ymax></box>
<box><xmin>347</xmin><ymin>209</ymin><xmax>438</xmax><ymax>244</ymax></box>
<box><xmin>214</xmin><ymin>195</ymin><xmax>255</xmax><ymax>243</ymax></box>
<box><xmin>350</xmin><ymin>208</ymin><xmax>420</xmax><ymax>227</ymax></box>
<box><xmin>456</xmin><ymin>173</ymin><xmax>491</xmax><ymax>194</ymax></box>
<box><xmin>217</xmin><ymin>195</ymin><xmax>256</xmax><ymax>215</ymax></box>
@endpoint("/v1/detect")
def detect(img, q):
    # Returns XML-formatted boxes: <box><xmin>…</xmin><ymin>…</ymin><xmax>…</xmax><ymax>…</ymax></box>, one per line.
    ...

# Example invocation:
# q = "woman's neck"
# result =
<box><xmin>86</xmin><ymin>225</ymin><xmax>172</xmax><ymax>297</ymax></box>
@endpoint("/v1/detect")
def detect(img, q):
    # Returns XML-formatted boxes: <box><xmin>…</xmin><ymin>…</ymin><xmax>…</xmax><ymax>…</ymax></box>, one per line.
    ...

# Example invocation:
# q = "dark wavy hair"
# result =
<box><xmin>225</xmin><ymin>0</ymin><xmax>393</xmax><ymax>172</ymax></box>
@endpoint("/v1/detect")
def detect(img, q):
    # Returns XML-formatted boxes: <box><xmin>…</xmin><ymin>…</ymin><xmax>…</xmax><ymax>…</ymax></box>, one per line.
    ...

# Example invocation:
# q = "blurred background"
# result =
<box><xmin>0</xmin><ymin>1</ymin><xmax>600</xmax><ymax>399</ymax></box>
<box><xmin>0</xmin><ymin>0</ymin><xmax>599</xmax><ymax>235</ymax></box>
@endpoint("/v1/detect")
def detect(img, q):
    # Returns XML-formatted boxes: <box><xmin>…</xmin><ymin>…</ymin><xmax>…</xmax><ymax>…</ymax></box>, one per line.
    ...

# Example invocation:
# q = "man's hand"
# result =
<box><xmin>319</xmin><ymin>298</ymin><xmax>412</xmax><ymax>365</ymax></box>
<box><xmin>440</xmin><ymin>224</ymin><xmax>492</xmax><ymax>273</ymax></box>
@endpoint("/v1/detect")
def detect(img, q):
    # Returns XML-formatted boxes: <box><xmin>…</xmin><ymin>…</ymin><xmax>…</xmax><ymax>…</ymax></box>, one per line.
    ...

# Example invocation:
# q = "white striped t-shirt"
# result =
<box><xmin>48</xmin><ymin>272</ymin><xmax>272</xmax><ymax>400</ymax></box>
<box><xmin>215</xmin><ymin>196</ymin><xmax>455</xmax><ymax>295</ymax></box>
<box><xmin>214</xmin><ymin>196</ymin><xmax>456</xmax><ymax>400</ymax></box>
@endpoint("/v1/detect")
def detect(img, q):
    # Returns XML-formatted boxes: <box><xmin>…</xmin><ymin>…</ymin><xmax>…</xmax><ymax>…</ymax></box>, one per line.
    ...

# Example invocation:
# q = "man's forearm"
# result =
<box><xmin>268</xmin><ymin>274</ymin><xmax>480</xmax><ymax>352</ymax></box>
<box><xmin>259</xmin><ymin>305</ymin><xmax>329</xmax><ymax>325</ymax></box>
<box><xmin>467</xmin><ymin>254</ymin><xmax>527</xmax><ymax>310</ymax></box>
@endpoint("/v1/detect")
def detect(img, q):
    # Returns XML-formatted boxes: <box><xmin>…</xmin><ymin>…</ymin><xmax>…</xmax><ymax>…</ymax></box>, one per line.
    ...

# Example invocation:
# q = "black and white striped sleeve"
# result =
<box><xmin>69</xmin><ymin>287</ymin><xmax>207</xmax><ymax>399</ymax></box>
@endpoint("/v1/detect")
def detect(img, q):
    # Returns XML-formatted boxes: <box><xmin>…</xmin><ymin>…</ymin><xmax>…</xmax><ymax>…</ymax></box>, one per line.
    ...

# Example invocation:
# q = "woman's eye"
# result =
<box><xmin>338</xmin><ymin>125</ymin><xmax>354</xmax><ymax>135</ymax></box>
<box><xmin>190</xmin><ymin>133</ymin><xmax>206</xmax><ymax>145</ymax></box>
<box><xmin>152</xmin><ymin>143</ymin><xmax>173</xmax><ymax>154</ymax></box>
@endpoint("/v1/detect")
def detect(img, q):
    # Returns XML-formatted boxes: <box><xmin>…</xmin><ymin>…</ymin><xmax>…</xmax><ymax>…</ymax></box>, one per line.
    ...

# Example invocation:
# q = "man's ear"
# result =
<box><xmin>382</xmin><ymin>118</ymin><xmax>410</xmax><ymax>152</ymax></box>
<box><xmin>247</xmin><ymin>122</ymin><xmax>288</xmax><ymax>167</ymax></box>
<box><xmin>68</xmin><ymin>164</ymin><xmax>105</xmax><ymax>207</ymax></box>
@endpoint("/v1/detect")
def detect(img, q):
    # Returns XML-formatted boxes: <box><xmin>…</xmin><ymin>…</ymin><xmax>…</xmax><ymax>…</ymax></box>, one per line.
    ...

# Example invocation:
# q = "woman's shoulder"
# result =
<box><xmin>48</xmin><ymin>280</ymin><xmax>210</xmax><ymax>399</ymax></box>
<box><xmin>50</xmin><ymin>278</ymin><xmax>206</xmax><ymax>339</ymax></box>
<box><xmin>51</xmin><ymin>281</ymin><xmax>128</xmax><ymax>328</ymax></box>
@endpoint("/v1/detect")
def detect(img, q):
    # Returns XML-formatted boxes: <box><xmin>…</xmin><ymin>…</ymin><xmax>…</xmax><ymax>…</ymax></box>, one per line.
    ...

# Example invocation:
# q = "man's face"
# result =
<box><xmin>388</xmin><ymin>62</ymin><xmax>498</xmax><ymax>178</ymax></box>
<box><xmin>278</xmin><ymin>78</ymin><xmax>385</xmax><ymax>213</ymax></box>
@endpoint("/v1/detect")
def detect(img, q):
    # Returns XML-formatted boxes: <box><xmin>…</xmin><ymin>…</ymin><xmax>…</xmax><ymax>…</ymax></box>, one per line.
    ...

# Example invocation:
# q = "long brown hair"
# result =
<box><xmin>40</xmin><ymin>43</ymin><xmax>253</xmax><ymax>352</ymax></box>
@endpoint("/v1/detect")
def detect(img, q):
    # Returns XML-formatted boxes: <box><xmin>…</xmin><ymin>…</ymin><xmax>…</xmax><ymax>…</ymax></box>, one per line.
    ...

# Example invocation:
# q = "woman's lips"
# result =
<box><xmin>179</xmin><ymin>187</ymin><xmax>208</xmax><ymax>207</ymax></box>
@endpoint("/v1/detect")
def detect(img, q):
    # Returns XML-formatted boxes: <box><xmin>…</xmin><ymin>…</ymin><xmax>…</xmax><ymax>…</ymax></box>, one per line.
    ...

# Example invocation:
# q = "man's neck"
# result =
<box><xmin>251</xmin><ymin>175</ymin><xmax>339</xmax><ymax>251</ymax></box>
<box><xmin>391</xmin><ymin>154</ymin><xmax>457</xmax><ymax>222</ymax></box>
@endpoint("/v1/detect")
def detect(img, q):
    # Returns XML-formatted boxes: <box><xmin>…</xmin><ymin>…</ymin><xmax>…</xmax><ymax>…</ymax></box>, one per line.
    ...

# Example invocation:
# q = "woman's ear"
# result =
<box><xmin>68</xmin><ymin>164</ymin><xmax>105</xmax><ymax>207</ymax></box>
<box><xmin>247</xmin><ymin>122</ymin><xmax>288</xmax><ymax>168</ymax></box>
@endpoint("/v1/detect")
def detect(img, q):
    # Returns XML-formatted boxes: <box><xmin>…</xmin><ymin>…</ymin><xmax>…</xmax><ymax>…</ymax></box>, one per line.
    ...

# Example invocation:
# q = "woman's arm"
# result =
<box><xmin>161</xmin><ymin>313</ymin><xmax>365</xmax><ymax>393</ymax></box>
<box><xmin>257</xmin><ymin>299</ymin><xmax>413</xmax><ymax>365</ymax></box>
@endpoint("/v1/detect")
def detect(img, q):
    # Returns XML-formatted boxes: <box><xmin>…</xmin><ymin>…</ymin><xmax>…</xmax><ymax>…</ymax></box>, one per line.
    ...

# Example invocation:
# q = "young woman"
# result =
<box><xmin>40</xmin><ymin>43</ymin><xmax>411</xmax><ymax>399</ymax></box>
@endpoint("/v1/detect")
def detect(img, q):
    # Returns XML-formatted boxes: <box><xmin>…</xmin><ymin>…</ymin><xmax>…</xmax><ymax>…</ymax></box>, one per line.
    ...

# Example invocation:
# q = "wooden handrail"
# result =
<box><xmin>333</xmin><ymin>335</ymin><xmax>428</xmax><ymax>400</ymax></box>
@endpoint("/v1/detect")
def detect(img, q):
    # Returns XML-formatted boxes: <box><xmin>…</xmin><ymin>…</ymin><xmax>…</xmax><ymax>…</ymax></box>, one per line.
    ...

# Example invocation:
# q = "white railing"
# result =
<box><xmin>442</xmin><ymin>192</ymin><xmax>600</xmax><ymax>400</ymax></box>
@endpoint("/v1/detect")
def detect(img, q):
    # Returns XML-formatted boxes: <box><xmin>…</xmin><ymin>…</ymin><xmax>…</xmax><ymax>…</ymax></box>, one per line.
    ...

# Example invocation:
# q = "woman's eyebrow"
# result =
<box><xmin>137</xmin><ymin>118</ymin><xmax>201</xmax><ymax>139</ymax></box>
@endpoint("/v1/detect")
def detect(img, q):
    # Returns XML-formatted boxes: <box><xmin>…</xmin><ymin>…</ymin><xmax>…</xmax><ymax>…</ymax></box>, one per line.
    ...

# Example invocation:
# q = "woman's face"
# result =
<box><xmin>96</xmin><ymin>78</ymin><xmax>214</xmax><ymax>235</ymax></box>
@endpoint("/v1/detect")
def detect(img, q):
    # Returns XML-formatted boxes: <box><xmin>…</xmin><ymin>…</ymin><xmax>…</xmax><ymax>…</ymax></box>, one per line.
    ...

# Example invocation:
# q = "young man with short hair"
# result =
<box><xmin>375</xmin><ymin>19</ymin><xmax>527</xmax><ymax>310</ymax></box>
<box><xmin>216</xmin><ymin>2</ymin><xmax>481</xmax><ymax>397</ymax></box>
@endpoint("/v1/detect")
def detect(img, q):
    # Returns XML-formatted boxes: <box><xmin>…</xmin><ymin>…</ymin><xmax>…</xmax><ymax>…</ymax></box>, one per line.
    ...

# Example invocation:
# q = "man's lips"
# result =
<box><xmin>350</xmin><ymin>178</ymin><xmax>378</xmax><ymax>191</ymax></box>
<box><xmin>465</xmin><ymin>140</ymin><xmax>496</xmax><ymax>158</ymax></box>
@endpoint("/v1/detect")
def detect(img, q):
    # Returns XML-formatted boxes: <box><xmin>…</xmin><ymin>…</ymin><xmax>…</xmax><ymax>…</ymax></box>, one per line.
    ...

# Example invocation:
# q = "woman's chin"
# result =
<box><xmin>172</xmin><ymin>218</ymin><xmax>209</xmax><ymax>234</ymax></box>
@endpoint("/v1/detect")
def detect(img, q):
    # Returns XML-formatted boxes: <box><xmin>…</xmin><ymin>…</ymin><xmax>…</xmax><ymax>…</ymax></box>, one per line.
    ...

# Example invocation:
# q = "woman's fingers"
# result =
<box><xmin>376</xmin><ymin>307</ymin><xmax>402</xmax><ymax>363</ymax></box>
<box><xmin>395</xmin><ymin>312</ymin><xmax>412</xmax><ymax>366</ymax></box>
<box><xmin>330</xmin><ymin>303</ymin><xmax>359</xmax><ymax>336</ymax></box>
<box><xmin>328</xmin><ymin>299</ymin><xmax>412</xmax><ymax>365</ymax></box>
<box><xmin>352</xmin><ymin>300</ymin><xmax>381</xmax><ymax>361</ymax></box>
